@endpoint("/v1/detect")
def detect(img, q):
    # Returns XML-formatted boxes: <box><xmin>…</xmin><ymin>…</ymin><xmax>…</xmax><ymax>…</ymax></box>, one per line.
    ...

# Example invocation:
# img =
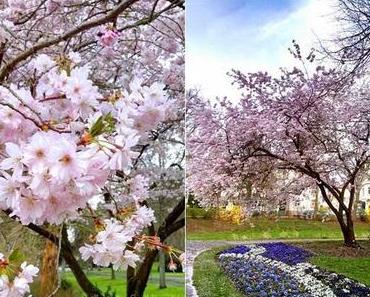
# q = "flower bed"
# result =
<box><xmin>218</xmin><ymin>243</ymin><xmax>370</xmax><ymax>297</ymax></box>
<box><xmin>219</xmin><ymin>245</ymin><xmax>251</xmax><ymax>255</ymax></box>
<box><xmin>260</xmin><ymin>242</ymin><xmax>313</xmax><ymax>265</ymax></box>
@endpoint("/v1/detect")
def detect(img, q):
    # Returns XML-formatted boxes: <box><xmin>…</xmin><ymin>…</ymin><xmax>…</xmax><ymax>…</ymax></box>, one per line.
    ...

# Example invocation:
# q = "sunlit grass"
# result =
<box><xmin>187</xmin><ymin>218</ymin><xmax>370</xmax><ymax>241</ymax></box>
<box><xmin>31</xmin><ymin>264</ymin><xmax>184</xmax><ymax>297</ymax></box>
<box><xmin>193</xmin><ymin>248</ymin><xmax>242</xmax><ymax>297</ymax></box>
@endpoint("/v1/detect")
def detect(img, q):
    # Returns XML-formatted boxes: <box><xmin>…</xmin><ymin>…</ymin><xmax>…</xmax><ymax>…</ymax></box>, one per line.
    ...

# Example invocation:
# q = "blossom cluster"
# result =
<box><xmin>0</xmin><ymin>253</ymin><xmax>39</xmax><ymax>297</ymax></box>
<box><xmin>219</xmin><ymin>243</ymin><xmax>370</xmax><ymax>297</ymax></box>
<box><xmin>0</xmin><ymin>54</ymin><xmax>171</xmax><ymax>226</ymax></box>
<box><xmin>0</xmin><ymin>51</ymin><xmax>175</xmax><ymax>278</ymax></box>
<box><xmin>79</xmin><ymin>206</ymin><xmax>155</xmax><ymax>270</ymax></box>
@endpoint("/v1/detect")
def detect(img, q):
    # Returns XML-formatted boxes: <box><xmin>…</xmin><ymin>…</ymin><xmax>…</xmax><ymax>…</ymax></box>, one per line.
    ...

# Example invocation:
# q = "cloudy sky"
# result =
<box><xmin>186</xmin><ymin>0</ymin><xmax>338</xmax><ymax>99</ymax></box>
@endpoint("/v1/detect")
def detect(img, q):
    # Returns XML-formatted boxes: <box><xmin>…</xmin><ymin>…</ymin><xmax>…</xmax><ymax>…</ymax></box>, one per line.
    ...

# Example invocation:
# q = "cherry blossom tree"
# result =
<box><xmin>188</xmin><ymin>56</ymin><xmax>370</xmax><ymax>248</ymax></box>
<box><xmin>0</xmin><ymin>0</ymin><xmax>185</xmax><ymax>296</ymax></box>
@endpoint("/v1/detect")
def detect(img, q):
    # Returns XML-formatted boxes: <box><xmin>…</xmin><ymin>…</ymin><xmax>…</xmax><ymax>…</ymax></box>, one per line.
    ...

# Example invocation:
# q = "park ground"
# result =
<box><xmin>187</xmin><ymin>216</ymin><xmax>370</xmax><ymax>296</ymax></box>
<box><xmin>31</xmin><ymin>263</ymin><xmax>184</xmax><ymax>297</ymax></box>
<box><xmin>187</xmin><ymin>217</ymin><xmax>370</xmax><ymax>240</ymax></box>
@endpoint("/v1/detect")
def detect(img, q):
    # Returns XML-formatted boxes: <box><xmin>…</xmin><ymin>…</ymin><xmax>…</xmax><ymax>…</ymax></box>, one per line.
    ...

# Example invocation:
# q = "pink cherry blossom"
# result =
<box><xmin>0</xmin><ymin>172</ymin><xmax>22</xmax><ymax>209</ymax></box>
<box><xmin>0</xmin><ymin>258</ymin><xmax>38</xmax><ymax>297</ymax></box>
<box><xmin>109</xmin><ymin>134</ymin><xmax>140</xmax><ymax>172</ymax></box>
<box><xmin>23</xmin><ymin>132</ymin><xmax>51</xmax><ymax>174</ymax></box>
<box><xmin>49</xmin><ymin>137</ymin><xmax>82</xmax><ymax>182</ymax></box>
<box><xmin>15</xmin><ymin>189</ymin><xmax>46</xmax><ymax>224</ymax></box>
<box><xmin>188</xmin><ymin>61</ymin><xmax>369</xmax><ymax>245</ymax></box>
<box><xmin>98</xmin><ymin>26</ymin><xmax>120</xmax><ymax>47</ymax></box>
<box><xmin>129</xmin><ymin>175</ymin><xmax>149</xmax><ymax>203</ymax></box>
<box><xmin>1</xmin><ymin>143</ymin><xmax>23</xmax><ymax>179</ymax></box>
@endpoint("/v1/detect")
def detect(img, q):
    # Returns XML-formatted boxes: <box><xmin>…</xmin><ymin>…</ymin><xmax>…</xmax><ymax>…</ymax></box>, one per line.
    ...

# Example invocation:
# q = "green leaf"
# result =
<box><xmin>89</xmin><ymin>115</ymin><xmax>104</xmax><ymax>137</ymax></box>
<box><xmin>89</xmin><ymin>113</ymin><xmax>115</xmax><ymax>137</ymax></box>
<box><xmin>0</xmin><ymin>249</ymin><xmax>25</xmax><ymax>281</ymax></box>
<box><xmin>8</xmin><ymin>249</ymin><xmax>25</xmax><ymax>264</ymax></box>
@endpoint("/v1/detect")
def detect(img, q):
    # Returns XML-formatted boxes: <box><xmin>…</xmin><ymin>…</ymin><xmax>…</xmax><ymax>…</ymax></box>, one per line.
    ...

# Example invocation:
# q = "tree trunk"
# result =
<box><xmin>126</xmin><ymin>198</ymin><xmax>185</xmax><ymax>297</ymax></box>
<box><xmin>159</xmin><ymin>250</ymin><xmax>167</xmax><ymax>289</ymax></box>
<box><xmin>127</xmin><ymin>250</ymin><xmax>158</xmax><ymax>297</ymax></box>
<box><xmin>313</xmin><ymin>187</ymin><xmax>319</xmax><ymax>219</ymax></box>
<box><xmin>317</xmin><ymin>185</ymin><xmax>359</xmax><ymax>248</ymax></box>
<box><xmin>336</xmin><ymin>211</ymin><xmax>358</xmax><ymax>247</ymax></box>
<box><xmin>110</xmin><ymin>265</ymin><xmax>116</xmax><ymax>280</ymax></box>
<box><xmin>39</xmin><ymin>238</ymin><xmax>58</xmax><ymax>297</ymax></box>
<box><xmin>60</xmin><ymin>228</ymin><xmax>103</xmax><ymax>297</ymax></box>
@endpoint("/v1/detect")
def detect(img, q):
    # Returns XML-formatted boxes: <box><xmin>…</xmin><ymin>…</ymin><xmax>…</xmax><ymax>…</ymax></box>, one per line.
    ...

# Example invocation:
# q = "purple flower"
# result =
<box><xmin>219</xmin><ymin>256</ymin><xmax>311</xmax><ymax>297</ymax></box>
<box><xmin>261</xmin><ymin>242</ymin><xmax>313</xmax><ymax>265</ymax></box>
<box><xmin>218</xmin><ymin>245</ymin><xmax>251</xmax><ymax>255</ymax></box>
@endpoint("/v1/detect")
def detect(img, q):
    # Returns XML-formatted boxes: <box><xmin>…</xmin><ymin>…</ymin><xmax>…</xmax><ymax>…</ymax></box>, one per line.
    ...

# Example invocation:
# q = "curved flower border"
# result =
<box><xmin>218</xmin><ymin>243</ymin><xmax>370</xmax><ymax>297</ymax></box>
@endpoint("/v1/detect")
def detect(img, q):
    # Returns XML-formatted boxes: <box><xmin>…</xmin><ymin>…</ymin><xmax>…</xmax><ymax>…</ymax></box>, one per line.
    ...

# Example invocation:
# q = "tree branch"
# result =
<box><xmin>0</xmin><ymin>0</ymin><xmax>140</xmax><ymax>82</ymax></box>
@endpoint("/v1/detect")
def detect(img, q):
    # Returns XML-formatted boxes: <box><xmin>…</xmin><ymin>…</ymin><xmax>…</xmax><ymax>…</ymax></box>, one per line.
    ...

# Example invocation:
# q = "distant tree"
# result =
<box><xmin>323</xmin><ymin>0</ymin><xmax>370</xmax><ymax>75</ymax></box>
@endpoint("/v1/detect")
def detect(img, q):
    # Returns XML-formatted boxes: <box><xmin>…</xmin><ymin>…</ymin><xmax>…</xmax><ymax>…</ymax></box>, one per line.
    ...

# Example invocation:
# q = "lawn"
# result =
<box><xmin>296</xmin><ymin>240</ymin><xmax>370</xmax><ymax>286</ymax></box>
<box><xmin>31</xmin><ymin>263</ymin><xmax>184</xmax><ymax>297</ymax></box>
<box><xmin>187</xmin><ymin>217</ymin><xmax>370</xmax><ymax>240</ymax></box>
<box><xmin>193</xmin><ymin>248</ymin><xmax>243</xmax><ymax>297</ymax></box>
<box><xmin>192</xmin><ymin>241</ymin><xmax>370</xmax><ymax>296</ymax></box>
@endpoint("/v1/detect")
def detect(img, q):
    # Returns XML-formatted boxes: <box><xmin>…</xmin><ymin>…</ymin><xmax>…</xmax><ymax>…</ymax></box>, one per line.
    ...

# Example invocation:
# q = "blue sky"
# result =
<box><xmin>186</xmin><ymin>0</ymin><xmax>337</xmax><ymax>99</ymax></box>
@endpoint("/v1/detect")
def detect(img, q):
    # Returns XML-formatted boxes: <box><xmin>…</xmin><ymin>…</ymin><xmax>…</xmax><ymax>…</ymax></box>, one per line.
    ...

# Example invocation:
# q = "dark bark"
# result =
<box><xmin>166</xmin><ymin>0</ymin><xmax>185</xmax><ymax>9</ymax></box>
<box><xmin>253</xmin><ymin>145</ymin><xmax>366</xmax><ymax>248</ymax></box>
<box><xmin>337</xmin><ymin>211</ymin><xmax>358</xmax><ymax>247</ymax></box>
<box><xmin>110</xmin><ymin>265</ymin><xmax>116</xmax><ymax>280</ymax></box>
<box><xmin>317</xmin><ymin>187</ymin><xmax>359</xmax><ymax>247</ymax></box>
<box><xmin>2</xmin><ymin>211</ymin><xmax>103</xmax><ymax>297</ymax></box>
<box><xmin>127</xmin><ymin>250</ymin><xmax>158</xmax><ymax>297</ymax></box>
<box><xmin>126</xmin><ymin>198</ymin><xmax>185</xmax><ymax>297</ymax></box>
<box><xmin>60</xmin><ymin>227</ymin><xmax>103</xmax><ymax>297</ymax></box>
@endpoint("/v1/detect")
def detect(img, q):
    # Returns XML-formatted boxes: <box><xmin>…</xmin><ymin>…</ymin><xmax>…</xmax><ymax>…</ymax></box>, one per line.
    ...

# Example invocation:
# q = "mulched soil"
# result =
<box><xmin>294</xmin><ymin>241</ymin><xmax>370</xmax><ymax>258</ymax></box>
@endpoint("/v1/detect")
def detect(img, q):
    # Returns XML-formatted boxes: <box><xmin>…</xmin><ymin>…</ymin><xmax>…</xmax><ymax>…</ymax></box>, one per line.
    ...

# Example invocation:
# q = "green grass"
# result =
<box><xmin>193</xmin><ymin>248</ymin><xmax>242</xmax><ymax>297</ymax></box>
<box><xmin>187</xmin><ymin>218</ymin><xmax>370</xmax><ymax>240</ymax></box>
<box><xmin>297</xmin><ymin>240</ymin><xmax>370</xmax><ymax>286</ymax></box>
<box><xmin>32</xmin><ymin>264</ymin><xmax>184</xmax><ymax>297</ymax></box>
<box><xmin>311</xmin><ymin>256</ymin><xmax>370</xmax><ymax>286</ymax></box>
<box><xmin>63</xmin><ymin>269</ymin><xmax>184</xmax><ymax>297</ymax></box>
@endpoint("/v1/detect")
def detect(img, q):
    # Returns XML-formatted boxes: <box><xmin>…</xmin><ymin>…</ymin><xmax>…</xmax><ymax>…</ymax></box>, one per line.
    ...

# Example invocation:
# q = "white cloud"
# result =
<box><xmin>186</xmin><ymin>0</ymin><xmax>339</xmax><ymax>100</ymax></box>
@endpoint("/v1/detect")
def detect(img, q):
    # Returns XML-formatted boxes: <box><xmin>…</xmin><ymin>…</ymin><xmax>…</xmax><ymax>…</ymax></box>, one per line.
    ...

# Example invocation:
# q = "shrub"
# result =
<box><xmin>186</xmin><ymin>206</ymin><xmax>217</xmax><ymax>219</ymax></box>
<box><xmin>359</xmin><ymin>210</ymin><xmax>370</xmax><ymax>222</ymax></box>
